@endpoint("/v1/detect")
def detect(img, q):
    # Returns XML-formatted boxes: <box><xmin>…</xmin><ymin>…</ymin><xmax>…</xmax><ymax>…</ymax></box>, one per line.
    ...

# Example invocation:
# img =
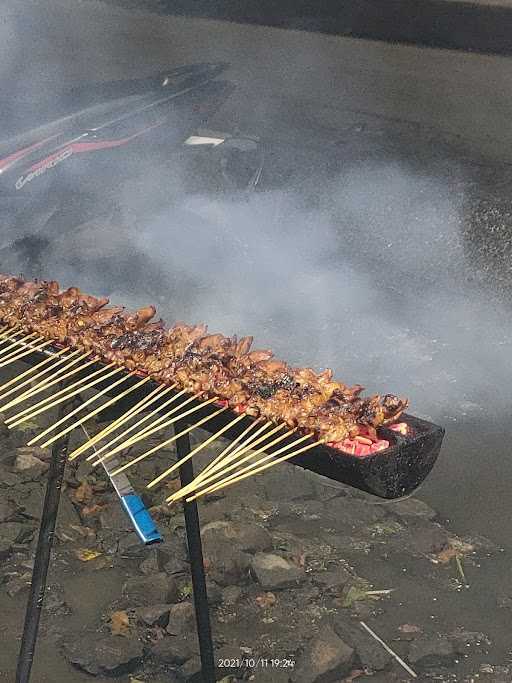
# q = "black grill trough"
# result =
<box><xmin>24</xmin><ymin>345</ymin><xmax>444</xmax><ymax>498</ymax></box>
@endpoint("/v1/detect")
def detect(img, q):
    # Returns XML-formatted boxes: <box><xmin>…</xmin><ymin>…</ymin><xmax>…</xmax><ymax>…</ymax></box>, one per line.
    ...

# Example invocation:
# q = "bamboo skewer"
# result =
<box><xmin>170</xmin><ymin>418</ymin><xmax>271</xmax><ymax>502</ymax></box>
<box><xmin>194</xmin><ymin>418</ymin><xmax>263</xmax><ymax>484</ymax></box>
<box><xmin>0</xmin><ymin>325</ymin><xmax>23</xmax><ymax>344</ymax></box>
<box><xmin>6</xmin><ymin>363</ymin><xmax>120</xmax><ymax>427</ymax></box>
<box><xmin>168</xmin><ymin>422</ymin><xmax>288</xmax><ymax>502</ymax></box>
<box><xmin>0</xmin><ymin>346</ymin><xmax>72</xmax><ymax>397</ymax></box>
<box><xmin>0</xmin><ymin>338</ymin><xmax>53</xmax><ymax>368</ymax></box>
<box><xmin>192</xmin><ymin>419</ymin><xmax>277</xmax><ymax>482</ymax></box>
<box><xmin>112</xmin><ymin>406</ymin><xmax>228</xmax><ymax>478</ymax></box>
<box><xmin>37</xmin><ymin>375</ymin><xmax>151</xmax><ymax>449</ymax></box>
<box><xmin>0</xmin><ymin>348</ymin><xmax>80</xmax><ymax>410</ymax></box>
<box><xmin>31</xmin><ymin>373</ymin><xmax>149</xmax><ymax>448</ymax></box>
<box><xmin>145</xmin><ymin>412</ymin><xmax>246</xmax><ymax>489</ymax></box>
<box><xmin>4</xmin><ymin>359</ymin><xmax>114</xmax><ymax>423</ymax></box>
<box><xmin>0</xmin><ymin>351</ymin><xmax>93</xmax><ymax>411</ymax></box>
<box><xmin>201</xmin><ymin>430</ymin><xmax>311</xmax><ymax>493</ymax></box>
<box><xmin>84</xmin><ymin>387</ymin><xmax>189</xmax><ymax>463</ymax></box>
<box><xmin>186</xmin><ymin>437</ymin><xmax>326</xmax><ymax>502</ymax></box>
<box><xmin>0</xmin><ymin>331</ymin><xmax>36</xmax><ymax>357</ymax></box>
<box><xmin>0</xmin><ymin>333</ymin><xmax>43</xmax><ymax>358</ymax></box>
<box><xmin>68</xmin><ymin>383</ymin><xmax>173</xmax><ymax>461</ymax></box>
<box><xmin>1</xmin><ymin>330</ymin><xmax>38</xmax><ymax>345</ymax></box>
<box><xmin>168</xmin><ymin>425</ymin><xmax>297</xmax><ymax>503</ymax></box>
<box><xmin>0</xmin><ymin>324</ymin><xmax>21</xmax><ymax>334</ymax></box>
<box><xmin>90</xmin><ymin>393</ymin><xmax>216</xmax><ymax>468</ymax></box>
<box><xmin>195</xmin><ymin>421</ymin><xmax>288</xmax><ymax>481</ymax></box>
<box><xmin>0</xmin><ymin>332</ymin><xmax>22</xmax><ymax>353</ymax></box>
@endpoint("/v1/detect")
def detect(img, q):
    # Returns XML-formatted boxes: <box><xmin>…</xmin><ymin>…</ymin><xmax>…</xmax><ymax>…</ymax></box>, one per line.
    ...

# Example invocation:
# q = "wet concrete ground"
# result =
<box><xmin>0</xmin><ymin>403</ymin><xmax>510</xmax><ymax>683</ymax></box>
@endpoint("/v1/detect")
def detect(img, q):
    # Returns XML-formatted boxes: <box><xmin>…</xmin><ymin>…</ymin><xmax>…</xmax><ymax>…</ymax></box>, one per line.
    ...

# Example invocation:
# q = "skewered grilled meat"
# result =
<box><xmin>0</xmin><ymin>274</ymin><xmax>408</xmax><ymax>442</ymax></box>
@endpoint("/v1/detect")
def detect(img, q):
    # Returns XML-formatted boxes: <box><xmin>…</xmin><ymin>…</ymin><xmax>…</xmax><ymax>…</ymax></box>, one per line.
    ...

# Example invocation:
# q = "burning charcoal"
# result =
<box><xmin>250</xmin><ymin>552</ymin><xmax>305</xmax><ymax>590</ymax></box>
<box><xmin>292</xmin><ymin>625</ymin><xmax>354</xmax><ymax>682</ymax></box>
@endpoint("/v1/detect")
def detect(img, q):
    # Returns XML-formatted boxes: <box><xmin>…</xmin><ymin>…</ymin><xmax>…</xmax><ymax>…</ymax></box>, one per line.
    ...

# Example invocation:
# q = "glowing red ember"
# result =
<box><xmin>389</xmin><ymin>422</ymin><xmax>408</xmax><ymax>435</ymax></box>
<box><xmin>328</xmin><ymin>437</ymin><xmax>390</xmax><ymax>457</ymax></box>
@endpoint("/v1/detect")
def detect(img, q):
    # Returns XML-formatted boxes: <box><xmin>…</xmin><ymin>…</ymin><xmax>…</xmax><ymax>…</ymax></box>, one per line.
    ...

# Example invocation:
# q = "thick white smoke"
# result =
<box><xmin>5</xmin><ymin>153</ymin><xmax>508</xmax><ymax>427</ymax></box>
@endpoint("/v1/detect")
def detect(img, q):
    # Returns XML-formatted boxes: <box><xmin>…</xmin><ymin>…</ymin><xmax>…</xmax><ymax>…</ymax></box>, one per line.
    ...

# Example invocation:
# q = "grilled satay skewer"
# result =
<box><xmin>0</xmin><ymin>274</ymin><xmax>408</xmax><ymax>446</ymax></box>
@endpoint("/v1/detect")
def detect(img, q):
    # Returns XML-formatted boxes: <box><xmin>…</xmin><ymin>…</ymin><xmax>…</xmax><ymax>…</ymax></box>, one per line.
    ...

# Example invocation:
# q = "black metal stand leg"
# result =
<box><xmin>15</xmin><ymin>399</ymin><xmax>74</xmax><ymax>683</ymax></box>
<box><xmin>175</xmin><ymin>421</ymin><xmax>216</xmax><ymax>683</ymax></box>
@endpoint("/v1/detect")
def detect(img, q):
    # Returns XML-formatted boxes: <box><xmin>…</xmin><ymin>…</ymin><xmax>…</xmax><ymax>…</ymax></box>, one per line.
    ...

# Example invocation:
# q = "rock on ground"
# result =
<box><xmin>388</xmin><ymin>497</ymin><xmax>437</xmax><ymax>521</ymax></box>
<box><xmin>251</xmin><ymin>553</ymin><xmax>304</xmax><ymax>590</ymax></box>
<box><xmin>293</xmin><ymin>625</ymin><xmax>354</xmax><ymax>682</ymax></box>
<box><xmin>150</xmin><ymin>633</ymin><xmax>198</xmax><ymax>665</ymax></box>
<box><xmin>135</xmin><ymin>604</ymin><xmax>172</xmax><ymax>627</ymax></box>
<box><xmin>203</xmin><ymin>542</ymin><xmax>251</xmax><ymax>587</ymax></box>
<box><xmin>63</xmin><ymin>633</ymin><xmax>143</xmax><ymax>676</ymax></box>
<box><xmin>201</xmin><ymin>520</ymin><xmax>272</xmax><ymax>554</ymax></box>
<box><xmin>332</xmin><ymin>616</ymin><xmax>391</xmax><ymax>672</ymax></box>
<box><xmin>122</xmin><ymin>573</ymin><xmax>179</xmax><ymax>607</ymax></box>
<box><xmin>408</xmin><ymin>636</ymin><xmax>456</xmax><ymax>668</ymax></box>
<box><xmin>13</xmin><ymin>447</ymin><xmax>49</xmax><ymax>479</ymax></box>
<box><xmin>166</xmin><ymin>601</ymin><xmax>195</xmax><ymax>636</ymax></box>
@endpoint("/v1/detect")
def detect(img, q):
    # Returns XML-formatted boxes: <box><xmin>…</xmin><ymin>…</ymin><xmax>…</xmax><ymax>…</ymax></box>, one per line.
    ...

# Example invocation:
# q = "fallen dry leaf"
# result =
<box><xmin>255</xmin><ymin>592</ymin><xmax>277</xmax><ymax>609</ymax></box>
<box><xmin>110</xmin><ymin>610</ymin><xmax>130</xmax><ymax>636</ymax></box>
<box><xmin>399</xmin><ymin>623</ymin><xmax>422</xmax><ymax>634</ymax></box>
<box><xmin>435</xmin><ymin>539</ymin><xmax>474</xmax><ymax>564</ymax></box>
<box><xmin>73</xmin><ymin>481</ymin><xmax>93</xmax><ymax>504</ymax></box>
<box><xmin>74</xmin><ymin>548</ymin><xmax>102</xmax><ymax>562</ymax></box>
<box><xmin>81</xmin><ymin>503</ymin><xmax>106</xmax><ymax>517</ymax></box>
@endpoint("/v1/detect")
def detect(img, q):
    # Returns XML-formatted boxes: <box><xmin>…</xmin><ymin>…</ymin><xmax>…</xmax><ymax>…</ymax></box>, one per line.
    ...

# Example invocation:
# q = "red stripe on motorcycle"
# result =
<box><xmin>0</xmin><ymin>135</ymin><xmax>59</xmax><ymax>172</ymax></box>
